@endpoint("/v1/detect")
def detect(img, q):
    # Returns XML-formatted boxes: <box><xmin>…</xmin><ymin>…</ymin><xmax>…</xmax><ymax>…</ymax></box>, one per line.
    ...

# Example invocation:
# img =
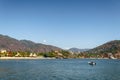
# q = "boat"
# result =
<box><xmin>88</xmin><ymin>61</ymin><xmax>96</xmax><ymax>65</ymax></box>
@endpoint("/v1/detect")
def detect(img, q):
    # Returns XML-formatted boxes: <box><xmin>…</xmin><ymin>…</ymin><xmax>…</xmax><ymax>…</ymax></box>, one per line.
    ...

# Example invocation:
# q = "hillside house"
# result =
<box><xmin>29</xmin><ymin>53</ymin><xmax>37</xmax><ymax>57</ymax></box>
<box><xmin>0</xmin><ymin>49</ymin><xmax>7</xmax><ymax>53</ymax></box>
<box><xmin>15</xmin><ymin>52</ymin><xmax>21</xmax><ymax>57</ymax></box>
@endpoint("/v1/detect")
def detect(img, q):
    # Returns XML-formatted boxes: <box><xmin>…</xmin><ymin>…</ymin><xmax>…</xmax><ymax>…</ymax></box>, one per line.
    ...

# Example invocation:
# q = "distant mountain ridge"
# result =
<box><xmin>0</xmin><ymin>34</ymin><xmax>62</xmax><ymax>52</ymax></box>
<box><xmin>69</xmin><ymin>48</ymin><xmax>89</xmax><ymax>53</ymax></box>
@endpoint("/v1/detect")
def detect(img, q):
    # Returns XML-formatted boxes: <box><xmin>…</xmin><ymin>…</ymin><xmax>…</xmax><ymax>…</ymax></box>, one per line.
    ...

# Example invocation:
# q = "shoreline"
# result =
<box><xmin>0</xmin><ymin>57</ymin><xmax>55</xmax><ymax>60</ymax></box>
<box><xmin>0</xmin><ymin>57</ymin><xmax>118</xmax><ymax>60</ymax></box>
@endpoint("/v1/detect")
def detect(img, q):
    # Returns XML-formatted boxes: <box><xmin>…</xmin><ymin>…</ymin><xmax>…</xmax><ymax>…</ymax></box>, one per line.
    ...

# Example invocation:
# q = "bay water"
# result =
<box><xmin>0</xmin><ymin>59</ymin><xmax>120</xmax><ymax>80</ymax></box>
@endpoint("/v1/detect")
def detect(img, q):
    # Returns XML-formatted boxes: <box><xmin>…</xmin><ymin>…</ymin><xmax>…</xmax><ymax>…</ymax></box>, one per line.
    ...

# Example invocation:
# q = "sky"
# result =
<box><xmin>0</xmin><ymin>0</ymin><xmax>120</xmax><ymax>49</ymax></box>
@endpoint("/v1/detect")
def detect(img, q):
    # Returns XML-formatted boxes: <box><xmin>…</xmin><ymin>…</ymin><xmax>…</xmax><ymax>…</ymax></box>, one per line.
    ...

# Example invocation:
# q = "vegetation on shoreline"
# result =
<box><xmin>0</xmin><ymin>49</ymin><xmax>119</xmax><ymax>59</ymax></box>
<box><xmin>0</xmin><ymin>50</ymin><xmax>75</xmax><ymax>59</ymax></box>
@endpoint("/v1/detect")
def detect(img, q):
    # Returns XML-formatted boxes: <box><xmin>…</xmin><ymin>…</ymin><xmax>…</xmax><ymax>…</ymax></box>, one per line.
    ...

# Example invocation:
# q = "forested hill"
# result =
<box><xmin>87</xmin><ymin>40</ymin><xmax>120</xmax><ymax>54</ymax></box>
<box><xmin>0</xmin><ymin>34</ymin><xmax>62</xmax><ymax>52</ymax></box>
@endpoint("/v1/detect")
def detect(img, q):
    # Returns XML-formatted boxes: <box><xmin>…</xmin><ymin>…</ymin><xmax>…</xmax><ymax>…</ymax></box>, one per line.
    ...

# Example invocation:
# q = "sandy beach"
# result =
<box><xmin>0</xmin><ymin>57</ymin><xmax>55</xmax><ymax>60</ymax></box>
<box><xmin>0</xmin><ymin>57</ymin><xmax>113</xmax><ymax>60</ymax></box>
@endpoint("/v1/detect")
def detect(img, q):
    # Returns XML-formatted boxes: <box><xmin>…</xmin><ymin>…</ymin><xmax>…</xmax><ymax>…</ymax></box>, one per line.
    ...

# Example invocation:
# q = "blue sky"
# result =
<box><xmin>0</xmin><ymin>0</ymin><xmax>120</xmax><ymax>49</ymax></box>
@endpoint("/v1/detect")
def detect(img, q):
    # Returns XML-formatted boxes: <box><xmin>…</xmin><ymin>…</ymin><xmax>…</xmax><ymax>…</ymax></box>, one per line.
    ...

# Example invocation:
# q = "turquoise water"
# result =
<box><xmin>0</xmin><ymin>59</ymin><xmax>120</xmax><ymax>80</ymax></box>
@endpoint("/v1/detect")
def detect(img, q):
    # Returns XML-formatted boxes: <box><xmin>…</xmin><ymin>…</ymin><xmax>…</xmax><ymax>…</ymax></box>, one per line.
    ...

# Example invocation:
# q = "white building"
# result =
<box><xmin>0</xmin><ymin>49</ymin><xmax>7</xmax><ymax>53</ymax></box>
<box><xmin>29</xmin><ymin>53</ymin><xmax>37</xmax><ymax>57</ymax></box>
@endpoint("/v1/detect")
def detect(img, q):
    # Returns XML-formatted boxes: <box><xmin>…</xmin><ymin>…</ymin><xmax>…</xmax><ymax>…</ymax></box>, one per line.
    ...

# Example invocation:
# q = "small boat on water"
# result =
<box><xmin>88</xmin><ymin>61</ymin><xmax>96</xmax><ymax>65</ymax></box>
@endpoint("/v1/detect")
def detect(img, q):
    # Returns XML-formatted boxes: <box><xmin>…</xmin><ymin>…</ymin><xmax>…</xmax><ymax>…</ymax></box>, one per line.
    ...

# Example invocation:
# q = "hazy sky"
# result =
<box><xmin>0</xmin><ymin>0</ymin><xmax>120</xmax><ymax>49</ymax></box>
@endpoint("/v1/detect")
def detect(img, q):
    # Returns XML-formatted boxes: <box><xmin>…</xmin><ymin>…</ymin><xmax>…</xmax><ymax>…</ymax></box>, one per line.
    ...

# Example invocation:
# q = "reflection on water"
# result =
<box><xmin>0</xmin><ymin>59</ymin><xmax>120</xmax><ymax>80</ymax></box>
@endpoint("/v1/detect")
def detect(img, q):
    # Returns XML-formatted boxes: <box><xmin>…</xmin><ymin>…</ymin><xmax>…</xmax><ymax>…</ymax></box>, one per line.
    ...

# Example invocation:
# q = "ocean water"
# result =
<box><xmin>0</xmin><ymin>59</ymin><xmax>120</xmax><ymax>80</ymax></box>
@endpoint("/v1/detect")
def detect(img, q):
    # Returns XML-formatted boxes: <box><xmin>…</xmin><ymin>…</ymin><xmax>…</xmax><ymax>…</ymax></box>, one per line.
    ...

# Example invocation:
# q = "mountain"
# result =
<box><xmin>69</xmin><ymin>48</ymin><xmax>89</xmax><ymax>53</ymax></box>
<box><xmin>0</xmin><ymin>34</ymin><xmax>62</xmax><ymax>53</ymax></box>
<box><xmin>87</xmin><ymin>40</ymin><xmax>120</xmax><ymax>54</ymax></box>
